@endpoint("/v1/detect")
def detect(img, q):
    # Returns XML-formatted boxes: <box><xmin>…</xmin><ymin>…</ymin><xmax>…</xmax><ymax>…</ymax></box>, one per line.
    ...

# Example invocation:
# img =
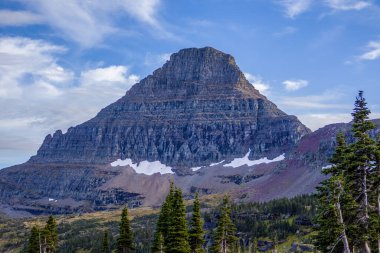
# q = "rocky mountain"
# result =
<box><xmin>29</xmin><ymin>47</ymin><xmax>310</xmax><ymax>169</ymax></box>
<box><xmin>1</xmin><ymin>47</ymin><xmax>377</xmax><ymax>217</ymax></box>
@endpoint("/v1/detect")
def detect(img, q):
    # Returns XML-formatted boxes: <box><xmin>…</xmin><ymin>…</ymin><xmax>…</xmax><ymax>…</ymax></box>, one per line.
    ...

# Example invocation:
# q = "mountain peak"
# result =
<box><xmin>127</xmin><ymin>47</ymin><xmax>257</xmax><ymax>102</ymax></box>
<box><xmin>164</xmin><ymin>46</ymin><xmax>240</xmax><ymax>83</ymax></box>
<box><xmin>29</xmin><ymin>47</ymin><xmax>310</xmax><ymax>167</ymax></box>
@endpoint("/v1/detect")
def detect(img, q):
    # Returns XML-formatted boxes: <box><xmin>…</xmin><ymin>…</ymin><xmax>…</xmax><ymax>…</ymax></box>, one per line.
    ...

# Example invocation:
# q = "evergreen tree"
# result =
<box><xmin>151</xmin><ymin>231</ymin><xmax>165</xmax><ymax>253</ymax></box>
<box><xmin>166</xmin><ymin>187</ymin><xmax>191</xmax><ymax>253</ymax></box>
<box><xmin>27</xmin><ymin>226</ymin><xmax>40</xmax><ymax>253</ymax></box>
<box><xmin>42</xmin><ymin>215</ymin><xmax>58</xmax><ymax>253</ymax></box>
<box><xmin>375</xmin><ymin>136</ymin><xmax>380</xmax><ymax>252</ymax></box>
<box><xmin>117</xmin><ymin>206</ymin><xmax>135</xmax><ymax>253</ymax></box>
<box><xmin>346</xmin><ymin>91</ymin><xmax>377</xmax><ymax>253</ymax></box>
<box><xmin>314</xmin><ymin>132</ymin><xmax>356</xmax><ymax>253</ymax></box>
<box><xmin>101</xmin><ymin>230</ymin><xmax>111</xmax><ymax>253</ymax></box>
<box><xmin>211</xmin><ymin>196</ymin><xmax>237</xmax><ymax>253</ymax></box>
<box><xmin>189</xmin><ymin>192</ymin><xmax>205</xmax><ymax>253</ymax></box>
<box><xmin>152</xmin><ymin>182</ymin><xmax>175</xmax><ymax>252</ymax></box>
<box><xmin>314</xmin><ymin>91</ymin><xmax>380</xmax><ymax>253</ymax></box>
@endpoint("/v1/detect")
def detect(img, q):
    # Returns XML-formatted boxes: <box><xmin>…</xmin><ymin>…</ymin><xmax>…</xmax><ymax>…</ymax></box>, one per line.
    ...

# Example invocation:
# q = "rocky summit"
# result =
<box><xmin>29</xmin><ymin>47</ymin><xmax>310</xmax><ymax>169</ymax></box>
<box><xmin>0</xmin><ymin>47</ymin><xmax>327</xmax><ymax>216</ymax></box>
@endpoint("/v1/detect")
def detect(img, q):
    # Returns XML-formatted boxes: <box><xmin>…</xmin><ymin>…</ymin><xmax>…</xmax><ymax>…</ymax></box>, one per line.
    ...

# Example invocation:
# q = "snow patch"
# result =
<box><xmin>191</xmin><ymin>160</ymin><xmax>225</xmax><ymax>172</ymax></box>
<box><xmin>223</xmin><ymin>150</ymin><xmax>285</xmax><ymax>168</ymax></box>
<box><xmin>210</xmin><ymin>160</ymin><xmax>225</xmax><ymax>167</ymax></box>
<box><xmin>321</xmin><ymin>165</ymin><xmax>332</xmax><ymax>170</ymax></box>
<box><xmin>111</xmin><ymin>159</ymin><xmax>174</xmax><ymax>175</ymax></box>
<box><xmin>48</xmin><ymin>198</ymin><xmax>57</xmax><ymax>202</ymax></box>
<box><xmin>191</xmin><ymin>166</ymin><xmax>202</xmax><ymax>172</ymax></box>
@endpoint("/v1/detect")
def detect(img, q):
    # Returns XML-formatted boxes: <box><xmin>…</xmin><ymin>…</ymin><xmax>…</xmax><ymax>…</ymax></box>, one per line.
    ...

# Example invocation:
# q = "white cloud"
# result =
<box><xmin>283</xmin><ymin>79</ymin><xmax>309</xmax><ymax>91</ymax></box>
<box><xmin>277</xmin><ymin>0</ymin><xmax>372</xmax><ymax>19</ymax></box>
<box><xmin>324</xmin><ymin>0</ymin><xmax>371</xmax><ymax>10</ymax></box>
<box><xmin>0</xmin><ymin>36</ymin><xmax>70</xmax><ymax>99</ymax></box>
<box><xmin>359</xmin><ymin>41</ymin><xmax>380</xmax><ymax>60</ymax></box>
<box><xmin>244</xmin><ymin>73</ymin><xmax>270</xmax><ymax>95</ymax></box>
<box><xmin>82</xmin><ymin>66</ymin><xmax>131</xmax><ymax>83</ymax></box>
<box><xmin>23</xmin><ymin>0</ymin><xmax>163</xmax><ymax>47</ymax></box>
<box><xmin>278</xmin><ymin>0</ymin><xmax>313</xmax><ymax>18</ymax></box>
<box><xmin>0</xmin><ymin>10</ymin><xmax>44</xmax><ymax>26</ymax></box>
<box><xmin>119</xmin><ymin>0</ymin><xmax>161</xmax><ymax>28</ymax></box>
<box><xmin>0</xmin><ymin>37</ymin><xmax>140</xmax><ymax>167</ymax></box>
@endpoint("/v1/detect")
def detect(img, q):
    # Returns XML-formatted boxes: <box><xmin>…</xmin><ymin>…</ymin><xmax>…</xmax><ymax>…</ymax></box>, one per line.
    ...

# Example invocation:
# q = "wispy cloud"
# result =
<box><xmin>244</xmin><ymin>73</ymin><xmax>270</xmax><ymax>95</ymax></box>
<box><xmin>0</xmin><ymin>36</ymin><xmax>70</xmax><ymax>99</ymax></box>
<box><xmin>277</xmin><ymin>0</ymin><xmax>372</xmax><ymax>19</ymax></box>
<box><xmin>20</xmin><ymin>0</ymin><xmax>164</xmax><ymax>47</ymax></box>
<box><xmin>359</xmin><ymin>41</ymin><xmax>380</xmax><ymax>60</ymax></box>
<box><xmin>324</xmin><ymin>0</ymin><xmax>371</xmax><ymax>11</ymax></box>
<box><xmin>278</xmin><ymin>0</ymin><xmax>313</xmax><ymax>18</ymax></box>
<box><xmin>283</xmin><ymin>79</ymin><xmax>309</xmax><ymax>91</ymax></box>
<box><xmin>0</xmin><ymin>10</ymin><xmax>44</xmax><ymax>26</ymax></box>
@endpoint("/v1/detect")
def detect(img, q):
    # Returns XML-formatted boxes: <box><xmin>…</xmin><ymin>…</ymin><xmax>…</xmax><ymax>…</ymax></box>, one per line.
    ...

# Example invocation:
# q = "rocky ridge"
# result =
<box><xmin>29</xmin><ymin>47</ymin><xmax>310</xmax><ymax>169</ymax></box>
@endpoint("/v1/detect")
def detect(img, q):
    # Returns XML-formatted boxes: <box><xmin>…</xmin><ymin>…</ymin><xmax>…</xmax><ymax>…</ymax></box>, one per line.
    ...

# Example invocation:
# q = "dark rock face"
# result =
<box><xmin>29</xmin><ymin>47</ymin><xmax>310</xmax><ymax>168</ymax></box>
<box><xmin>0</xmin><ymin>164</ymin><xmax>144</xmax><ymax>214</ymax></box>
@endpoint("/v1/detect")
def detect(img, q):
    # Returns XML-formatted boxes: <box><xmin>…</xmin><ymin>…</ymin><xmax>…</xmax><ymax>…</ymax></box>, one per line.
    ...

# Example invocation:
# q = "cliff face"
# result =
<box><xmin>29</xmin><ymin>47</ymin><xmax>310</xmax><ymax>168</ymax></box>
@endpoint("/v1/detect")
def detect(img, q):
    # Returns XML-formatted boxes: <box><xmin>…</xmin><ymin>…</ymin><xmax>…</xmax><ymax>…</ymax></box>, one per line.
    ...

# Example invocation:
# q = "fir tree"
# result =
<box><xmin>314</xmin><ymin>132</ymin><xmax>357</xmax><ymax>253</ymax></box>
<box><xmin>346</xmin><ymin>91</ymin><xmax>377</xmax><ymax>253</ymax></box>
<box><xmin>166</xmin><ymin>187</ymin><xmax>191</xmax><ymax>253</ymax></box>
<box><xmin>27</xmin><ymin>226</ymin><xmax>40</xmax><ymax>253</ymax></box>
<box><xmin>152</xmin><ymin>182</ymin><xmax>175</xmax><ymax>252</ymax></box>
<box><xmin>375</xmin><ymin>136</ymin><xmax>380</xmax><ymax>252</ymax></box>
<box><xmin>314</xmin><ymin>91</ymin><xmax>380</xmax><ymax>253</ymax></box>
<box><xmin>211</xmin><ymin>196</ymin><xmax>237</xmax><ymax>253</ymax></box>
<box><xmin>42</xmin><ymin>215</ymin><xmax>58</xmax><ymax>253</ymax></box>
<box><xmin>189</xmin><ymin>192</ymin><xmax>205</xmax><ymax>253</ymax></box>
<box><xmin>101</xmin><ymin>230</ymin><xmax>111</xmax><ymax>253</ymax></box>
<box><xmin>151</xmin><ymin>231</ymin><xmax>165</xmax><ymax>253</ymax></box>
<box><xmin>117</xmin><ymin>206</ymin><xmax>135</xmax><ymax>253</ymax></box>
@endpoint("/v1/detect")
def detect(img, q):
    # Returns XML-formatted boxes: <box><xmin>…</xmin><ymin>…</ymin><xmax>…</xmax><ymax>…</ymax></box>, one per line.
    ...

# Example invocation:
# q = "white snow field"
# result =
<box><xmin>111</xmin><ymin>159</ymin><xmax>174</xmax><ymax>175</ymax></box>
<box><xmin>223</xmin><ymin>150</ymin><xmax>285</xmax><ymax>168</ymax></box>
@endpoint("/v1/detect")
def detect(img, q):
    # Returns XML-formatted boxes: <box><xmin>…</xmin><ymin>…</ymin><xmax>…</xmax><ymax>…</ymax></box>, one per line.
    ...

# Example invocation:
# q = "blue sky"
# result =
<box><xmin>1</xmin><ymin>0</ymin><xmax>380</xmax><ymax>168</ymax></box>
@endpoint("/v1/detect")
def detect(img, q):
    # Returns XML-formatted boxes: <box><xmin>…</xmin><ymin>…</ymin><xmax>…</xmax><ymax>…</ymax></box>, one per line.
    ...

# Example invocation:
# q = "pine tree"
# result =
<box><xmin>189</xmin><ymin>192</ymin><xmax>205</xmax><ymax>253</ymax></box>
<box><xmin>166</xmin><ymin>187</ymin><xmax>191</xmax><ymax>253</ymax></box>
<box><xmin>151</xmin><ymin>231</ymin><xmax>165</xmax><ymax>253</ymax></box>
<box><xmin>346</xmin><ymin>91</ymin><xmax>377</xmax><ymax>253</ymax></box>
<box><xmin>375</xmin><ymin>136</ymin><xmax>380</xmax><ymax>252</ymax></box>
<box><xmin>101</xmin><ymin>230</ymin><xmax>111</xmax><ymax>253</ymax></box>
<box><xmin>211</xmin><ymin>196</ymin><xmax>237</xmax><ymax>253</ymax></box>
<box><xmin>42</xmin><ymin>215</ymin><xmax>58</xmax><ymax>253</ymax></box>
<box><xmin>27</xmin><ymin>226</ymin><xmax>40</xmax><ymax>253</ymax></box>
<box><xmin>152</xmin><ymin>182</ymin><xmax>175</xmax><ymax>252</ymax></box>
<box><xmin>314</xmin><ymin>133</ymin><xmax>355</xmax><ymax>253</ymax></box>
<box><xmin>117</xmin><ymin>206</ymin><xmax>135</xmax><ymax>253</ymax></box>
<box><xmin>314</xmin><ymin>91</ymin><xmax>380</xmax><ymax>253</ymax></box>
